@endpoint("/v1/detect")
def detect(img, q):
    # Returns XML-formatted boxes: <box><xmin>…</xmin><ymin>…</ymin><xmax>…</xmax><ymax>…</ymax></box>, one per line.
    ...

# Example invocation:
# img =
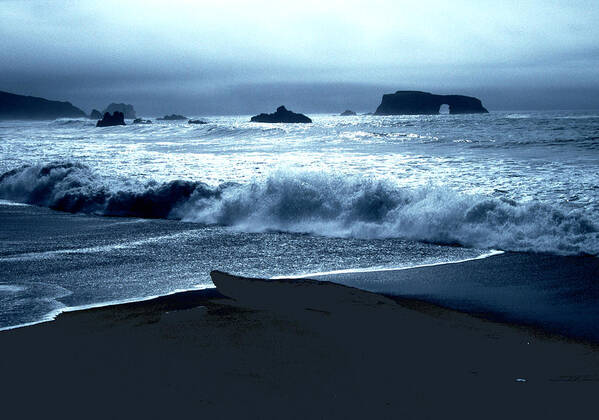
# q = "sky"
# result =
<box><xmin>1</xmin><ymin>0</ymin><xmax>599</xmax><ymax>114</ymax></box>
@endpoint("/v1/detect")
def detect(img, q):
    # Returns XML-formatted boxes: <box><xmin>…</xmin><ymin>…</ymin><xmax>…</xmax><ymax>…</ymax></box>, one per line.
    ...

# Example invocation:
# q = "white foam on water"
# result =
<box><xmin>0</xmin><ymin>284</ymin><xmax>26</xmax><ymax>293</ymax></box>
<box><xmin>273</xmin><ymin>250</ymin><xmax>504</xmax><ymax>279</ymax></box>
<box><xmin>0</xmin><ymin>230</ymin><xmax>204</xmax><ymax>261</ymax></box>
<box><xmin>0</xmin><ymin>199</ymin><xmax>29</xmax><ymax>206</ymax></box>
<box><xmin>1</xmin><ymin>163</ymin><xmax>597</xmax><ymax>256</ymax></box>
<box><xmin>0</xmin><ymin>284</ymin><xmax>212</xmax><ymax>332</ymax></box>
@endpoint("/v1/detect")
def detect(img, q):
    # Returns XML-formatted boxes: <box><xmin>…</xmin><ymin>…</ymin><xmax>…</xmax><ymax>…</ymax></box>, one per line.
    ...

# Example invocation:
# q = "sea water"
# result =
<box><xmin>0</xmin><ymin>111</ymin><xmax>598</xmax><ymax>332</ymax></box>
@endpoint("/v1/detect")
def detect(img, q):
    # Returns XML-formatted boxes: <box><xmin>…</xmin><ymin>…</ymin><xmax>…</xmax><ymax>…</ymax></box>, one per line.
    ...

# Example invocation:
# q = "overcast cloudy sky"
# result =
<box><xmin>2</xmin><ymin>0</ymin><xmax>598</xmax><ymax>114</ymax></box>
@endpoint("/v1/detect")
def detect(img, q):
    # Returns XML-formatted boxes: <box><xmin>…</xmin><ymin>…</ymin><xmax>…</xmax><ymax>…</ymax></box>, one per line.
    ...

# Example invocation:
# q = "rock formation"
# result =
<box><xmin>0</xmin><ymin>90</ymin><xmax>87</xmax><ymax>120</ymax></box>
<box><xmin>158</xmin><ymin>114</ymin><xmax>187</xmax><ymax>121</ymax></box>
<box><xmin>374</xmin><ymin>91</ymin><xmax>488</xmax><ymax>115</ymax></box>
<box><xmin>96</xmin><ymin>111</ymin><xmax>126</xmax><ymax>127</ymax></box>
<box><xmin>188</xmin><ymin>119</ymin><xmax>207</xmax><ymax>124</ymax></box>
<box><xmin>250</xmin><ymin>106</ymin><xmax>312</xmax><ymax>123</ymax></box>
<box><xmin>89</xmin><ymin>109</ymin><xmax>102</xmax><ymax>120</ymax></box>
<box><xmin>340</xmin><ymin>110</ymin><xmax>357</xmax><ymax>116</ymax></box>
<box><xmin>133</xmin><ymin>118</ymin><xmax>152</xmax><ymax>124</ymax></box>
<box><xmin>102</xmin><ymin>103</ymin><xmax>136</xmax><ymax>119</ymax></box>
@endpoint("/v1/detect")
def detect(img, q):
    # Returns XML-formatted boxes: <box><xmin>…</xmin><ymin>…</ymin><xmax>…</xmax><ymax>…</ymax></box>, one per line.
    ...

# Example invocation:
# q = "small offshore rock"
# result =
<box><xmin>250</xmin><ymin>106</ymin><xmax>312</xmax><ymax>123</ymax></box>
<box><xmin>158</xmin><ymin>114</ymin><xmax>187</xmax><ymax>121</ymax></box>
<box><xmin>96</xmin><ymin>111</ymin><xmax>125</xmax><ymax>127</ymax></box>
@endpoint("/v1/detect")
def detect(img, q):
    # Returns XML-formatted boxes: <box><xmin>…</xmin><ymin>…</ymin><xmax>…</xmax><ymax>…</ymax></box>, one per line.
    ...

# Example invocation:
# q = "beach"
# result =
<box><xmin>1</xmin><ymin>270</ymin><xmax>598</xmax><ymax>419</ymax></box>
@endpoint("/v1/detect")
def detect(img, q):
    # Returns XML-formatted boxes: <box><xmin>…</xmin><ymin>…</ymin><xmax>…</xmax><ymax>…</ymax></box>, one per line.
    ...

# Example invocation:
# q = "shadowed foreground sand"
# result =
<box><xmin>1</xmin><ymin>271</ymin><xmax>598</xmax><ymax>419</ymax></box>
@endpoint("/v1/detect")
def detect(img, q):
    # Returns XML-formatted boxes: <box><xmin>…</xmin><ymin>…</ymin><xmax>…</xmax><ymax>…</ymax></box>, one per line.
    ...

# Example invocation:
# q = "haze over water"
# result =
<box><xmin>3</xmin><ymin>1</ymin><xmax>599</xmax><ymax>112</ymax></box>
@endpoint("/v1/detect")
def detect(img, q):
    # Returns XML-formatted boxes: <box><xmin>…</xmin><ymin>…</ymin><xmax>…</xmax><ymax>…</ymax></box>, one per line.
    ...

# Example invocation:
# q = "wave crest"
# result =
<box><xmin>0</xmin><ymin>163</ymin><xmax>221</xmax><ymax>218</ymax></box>
<box><xmin>1</xmin><ymin>163</ymin><xmax>597</xmax><ymax>255</ymax></box>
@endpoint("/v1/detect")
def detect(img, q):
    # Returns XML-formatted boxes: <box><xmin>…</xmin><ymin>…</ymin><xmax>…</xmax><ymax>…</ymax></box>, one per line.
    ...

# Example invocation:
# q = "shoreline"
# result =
<box><xmin>273</xmin><ymin>249</ymin><xmax>505</xmax><ymax>278</ymax></box>
<box><xmin>3</xmin><ymin>284</ymin><xmax>590</xmax><ymax>347</ymax></box>
<box><xmin>0</xmin><ymin>284</ymin><xmax>215</xmax><ymax>333</ymax></box>
<box><xmin>4</xmin><ymin>269</ymin><xmax>593</xmax><ymax>348</ymax></box>
<box><xmin>2</xmin><ymin>249</ymin><xmax>598</xmax><ymax>346</ymax></box>
<box><xmin>2</xmin><ymin>271</ymin><xmax>598</xmax><ymax>419</ymax></box>
<box><xmin>0</xmin><ymin>248</ymin><xmax>504</xmax><ymax>333</ymax></box>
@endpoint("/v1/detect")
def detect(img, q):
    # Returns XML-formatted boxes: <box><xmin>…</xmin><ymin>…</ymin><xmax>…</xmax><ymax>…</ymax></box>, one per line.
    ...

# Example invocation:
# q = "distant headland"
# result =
<box><xmin>375</xmin><ymin>91</ymin><xmax>488</xmax><ymax>115</ymax></box>
<box><xmin>0</xmin><ymin>90</ymin><xmax>87</xmax><ymax>120</ymax></box>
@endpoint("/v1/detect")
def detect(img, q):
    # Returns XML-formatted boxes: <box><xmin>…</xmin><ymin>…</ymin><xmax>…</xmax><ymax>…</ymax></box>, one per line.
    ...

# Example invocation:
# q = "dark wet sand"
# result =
<box><xmin>1</xmin><ymin>271</ymin><xmax>598</xmax><ymax>419</ymax></box>
<box><xmin>317</xmin><ymin>252</ymin><xmax>599</xmax><ymax>342</ymax></box>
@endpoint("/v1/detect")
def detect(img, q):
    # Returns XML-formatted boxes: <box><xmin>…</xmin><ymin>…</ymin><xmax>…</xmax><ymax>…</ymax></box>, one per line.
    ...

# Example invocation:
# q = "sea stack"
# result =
<box><xmin>102</xmin><ymin>103</ymin><xmax>136</xmax><ymax>119</ymax></box>
<box><xmin>96</xmin><ymin>111</ymin><xmax>126</xmax><ymax>127</ymax></box>
<box><xmin>89</xmin><ymin>109</ymin><xmax>102</xmax><ymax>120</ymax></box>
<box><xmin>374</xmin><ymin>91</ymin><xmax>488</xmax><ymax>115</ymax></box>
<box><xmin>250</xmin><ymin>106</ymin><xmax>312</xmax><ymax>123</ymax></box>
<box><xmin>340</xmin><ymin>110</ymin><xmax>357</xmax><ymax>116</ymax></box>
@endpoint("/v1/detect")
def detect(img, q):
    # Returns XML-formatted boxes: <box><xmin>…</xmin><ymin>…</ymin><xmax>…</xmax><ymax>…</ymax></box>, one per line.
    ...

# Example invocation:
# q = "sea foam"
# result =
<box><xmin>1</xmin><ymin>163</ymin><xmax>597</xmax><ymax>256</ymax></box>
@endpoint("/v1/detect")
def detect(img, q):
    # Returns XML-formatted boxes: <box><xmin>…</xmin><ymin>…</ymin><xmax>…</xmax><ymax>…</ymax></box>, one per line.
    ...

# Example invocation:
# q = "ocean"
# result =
<box><xmin>0</xmin><ymin>111</ymin><xmax>598</xmax><ymax>338</ymax></box>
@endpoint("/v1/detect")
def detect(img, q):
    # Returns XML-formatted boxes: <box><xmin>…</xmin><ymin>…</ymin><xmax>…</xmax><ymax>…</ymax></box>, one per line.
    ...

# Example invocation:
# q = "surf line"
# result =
<box><xmin>0</xmin><ymin>284</ymin><xmax>213</xmax><ymax>333</ymax></box>
<box><xmin>272</xmin><ymin>249</ymin><xmax>505</xmax><ymax>279</ymax></box>
<box><xmin>0</xmin><ymin>230</ymin><xmax>205</xmax><ymax>261</ymax></box>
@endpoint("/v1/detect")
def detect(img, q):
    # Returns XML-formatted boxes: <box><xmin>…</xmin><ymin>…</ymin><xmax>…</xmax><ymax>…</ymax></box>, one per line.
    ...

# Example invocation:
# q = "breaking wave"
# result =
<box><xmin>0</xmin><ymin>163</ymin><xmax>224</xmax><ymax>219</ymax></box>
<box><xmin>49</xmin><ymin>118</ymin><xmax>95</xmax><ymax>128</ymax></box>
<box><xmin>0</xmin><ymin>162</ymin><xmax>597</xmax><ymax>256</ymax></box>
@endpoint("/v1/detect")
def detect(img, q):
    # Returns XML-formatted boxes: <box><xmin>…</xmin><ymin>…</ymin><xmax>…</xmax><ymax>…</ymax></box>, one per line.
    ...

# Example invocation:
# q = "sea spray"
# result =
<box><xmin>1</xmin><ymin>163</ymin><xmax>597</xmax><ymax>256</ymax></box>
<box><xmin>175</xmin><ymin>170</ymin><xmax>598</xmax><ymax>255</ymax></box>
<box><xmin>0</xmin><ymin>162</ymin><xmax>222</xmax><ymax>218</ymax></box>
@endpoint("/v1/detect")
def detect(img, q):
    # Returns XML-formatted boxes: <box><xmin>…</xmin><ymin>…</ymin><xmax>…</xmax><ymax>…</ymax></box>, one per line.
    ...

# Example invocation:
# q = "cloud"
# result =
<box><xmin>1</xmin><ymin>0</ymin><xmax>598</xmax><ymax>112</ymax></box>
